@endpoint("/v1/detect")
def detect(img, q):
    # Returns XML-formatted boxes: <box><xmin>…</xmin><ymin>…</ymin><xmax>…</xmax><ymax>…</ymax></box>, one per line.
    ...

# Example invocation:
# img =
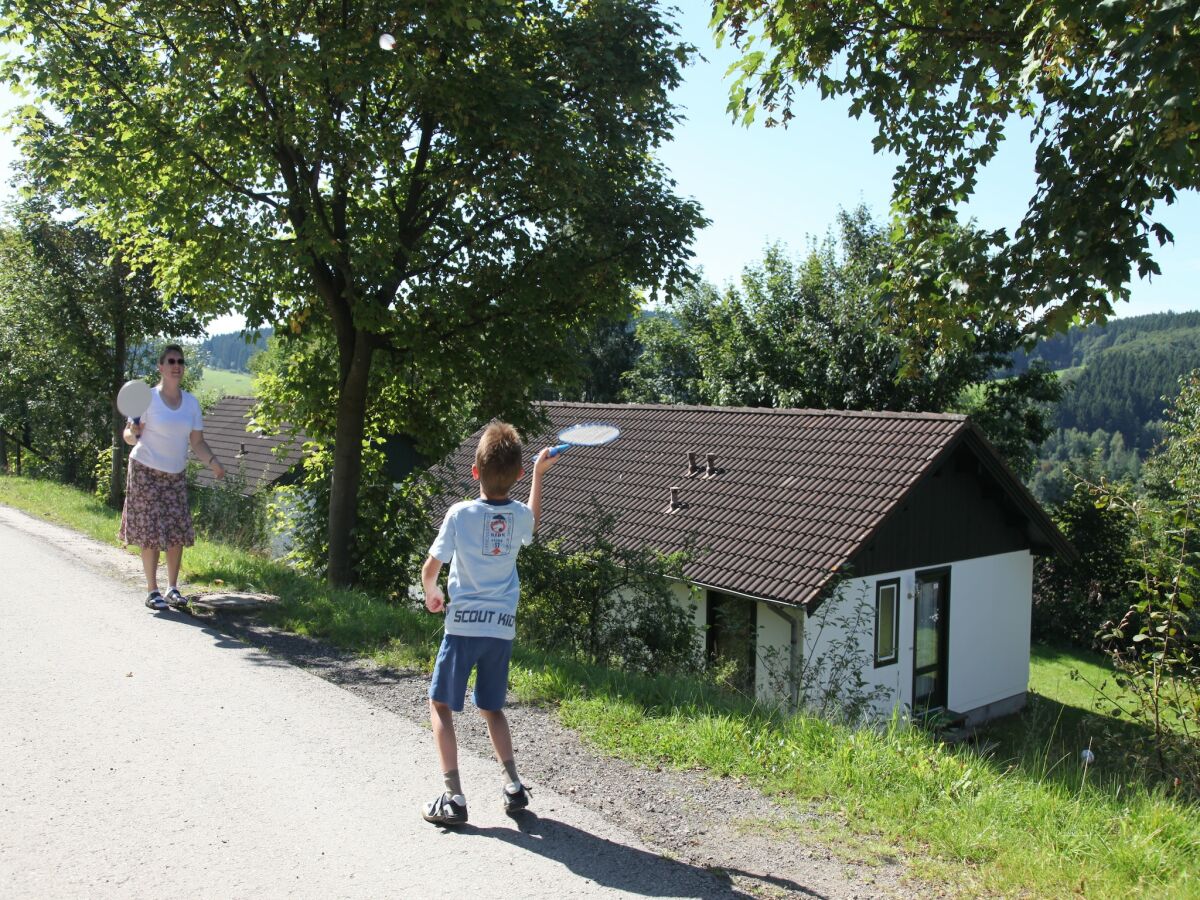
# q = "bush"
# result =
<box><xmin>790</xmin><ymin>580</ymin><xmax>892</xmax><ymax>722</ymax></box>
<box><xmin>1090</xmin><ymin>371</ymin><xmax>1200</xmax><ymax>792</ymax></box>
<box><xmin>93</xmin><ymin>445</ymin><xmax>113</xmax><ymax>503</ymax></box>
<box><xmin>517</xmin><ymin>501</ymin><xmax>703</xmax><ymax>677</ymax></box>
<box><xmin>1032</xmin><ymin>459</ymin><xmax>1138</xmax><ymax>649</ymax></box>
<box><xmin>188</xmin><ymin>464</ymin><xmax>270</xmax><ymax>553</ymax></box>
<box><xmin>272</xmin><ymin>440</ymin><xmax>438</xmax><ymax>594</ymax></box>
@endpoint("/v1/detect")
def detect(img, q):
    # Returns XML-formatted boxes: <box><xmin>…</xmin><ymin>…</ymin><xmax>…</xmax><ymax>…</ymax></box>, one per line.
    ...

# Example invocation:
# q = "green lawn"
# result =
<box><xmin>197</xmin><ymin>366</ymin><xmax>254</xmax><ymax>397</ymax></box>
<box><xmin>2</xmin><ymin>473</ymin><xmax>1198</xmax><ymax>898</ymax></box>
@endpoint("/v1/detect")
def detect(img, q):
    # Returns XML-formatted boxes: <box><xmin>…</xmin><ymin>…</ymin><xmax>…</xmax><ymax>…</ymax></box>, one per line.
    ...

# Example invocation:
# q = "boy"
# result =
<box><xmin>420</xmin><ymin>422</ymin><xmax>557</xmax><ymax>826</ymax></box>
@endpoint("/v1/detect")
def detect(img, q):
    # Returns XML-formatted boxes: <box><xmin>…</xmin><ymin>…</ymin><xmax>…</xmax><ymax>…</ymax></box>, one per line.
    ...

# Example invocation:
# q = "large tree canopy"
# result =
<box><xmin>2</xmin><ymin>0</ymin><xmax>703</xmax><ymax>584</ymax></box>
<box><xmin>714</xmin><ymin>0</ymin><xmax>1200</xmax><ymax>341</ymax></box>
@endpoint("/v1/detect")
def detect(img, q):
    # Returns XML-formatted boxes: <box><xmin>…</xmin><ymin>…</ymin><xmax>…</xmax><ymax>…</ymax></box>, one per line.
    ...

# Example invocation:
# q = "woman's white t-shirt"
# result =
<box><xmin>129</xmin><ymin>387</ymin><xmax>203</xmax><ymax>474</ymax></box>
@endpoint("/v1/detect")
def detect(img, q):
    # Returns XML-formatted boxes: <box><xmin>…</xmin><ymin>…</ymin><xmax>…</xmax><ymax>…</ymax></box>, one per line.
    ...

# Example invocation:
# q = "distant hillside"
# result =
<box><xmin>1013</xmin><ymin>311</ymin><xmax>1200</xmax><ymax>373</ymax></box>
<box><xmin>1015</xmin><ymin>312</ymin><xmax>1200</xmax><ymax>451</ymax></box>
<box><xmin>201</xmin><ymin>328</ymin><xmax>272</xmax><ymax>373</ymax></box>
<box><xmin>1051</xmin><ymin>326</ymin><xmax>1200</xmax><ymax>450</ymax></box>
<box><xmin>1022</xmin><ymin>311</ymin><xmax>1200</xmax><ymax>502</ymax></box>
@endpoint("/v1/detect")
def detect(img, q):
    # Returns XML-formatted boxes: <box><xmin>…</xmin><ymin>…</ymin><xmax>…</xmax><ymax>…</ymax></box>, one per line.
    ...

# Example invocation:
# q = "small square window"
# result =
<box><xmin>875</xmin><ymin>580</ymin><xmax>899</xmax><ymax>667</ymax></box>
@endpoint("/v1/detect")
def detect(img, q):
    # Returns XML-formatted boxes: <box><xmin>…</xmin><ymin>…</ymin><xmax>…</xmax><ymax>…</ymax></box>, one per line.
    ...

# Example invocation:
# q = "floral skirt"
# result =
<box><xmin>118</xmin><ymin>458</ymin><xmax>195</xmax><ymax>550</ymax></box>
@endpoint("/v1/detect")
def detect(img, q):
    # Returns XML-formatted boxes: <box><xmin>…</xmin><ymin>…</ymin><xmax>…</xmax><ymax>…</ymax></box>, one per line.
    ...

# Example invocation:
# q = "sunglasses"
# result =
<box><xmin>163</xmin><ymin>358</ymin><xmax>186</xmax><ymax>366</ymax></box>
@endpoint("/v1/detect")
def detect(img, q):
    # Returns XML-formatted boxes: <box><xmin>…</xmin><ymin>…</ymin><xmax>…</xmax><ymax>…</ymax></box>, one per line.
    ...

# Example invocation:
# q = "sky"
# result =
<box><xmin>1</xmin><ymin>5</ymin><xmax>1196</xmax><ymax>336</ymax></box>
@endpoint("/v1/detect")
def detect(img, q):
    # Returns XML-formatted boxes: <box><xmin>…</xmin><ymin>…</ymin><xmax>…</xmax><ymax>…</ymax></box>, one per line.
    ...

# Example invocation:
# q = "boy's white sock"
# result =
<box><xmin>505</xmin><ymin>781</ymin><xmax>522</xmax><ymax>794</ymax></box>
<box><xmin>501</xmin><ymin>758</ymin><xmax>521</xmax><ymax>790</ymax></box>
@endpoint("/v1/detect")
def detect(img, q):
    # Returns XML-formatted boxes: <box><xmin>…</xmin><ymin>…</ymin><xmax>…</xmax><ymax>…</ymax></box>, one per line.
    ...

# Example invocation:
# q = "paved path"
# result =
<box><xmin>0</xmin><ymin>507</ymin><xmax>738</xmax><ymax>899</ymax></box>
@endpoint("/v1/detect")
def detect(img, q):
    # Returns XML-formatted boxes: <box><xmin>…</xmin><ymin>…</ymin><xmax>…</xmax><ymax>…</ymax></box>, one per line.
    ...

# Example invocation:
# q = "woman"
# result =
<box><xmin>120</xmin><ymin>345</ymin><xmax>225</xmax><ymax>610</ymax></box>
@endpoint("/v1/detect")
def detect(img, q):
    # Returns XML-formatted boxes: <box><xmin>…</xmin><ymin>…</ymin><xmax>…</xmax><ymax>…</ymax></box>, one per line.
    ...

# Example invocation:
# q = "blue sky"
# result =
<box><xmin>659</xmin><ymin>5</ymin><xmax>1200</xmax><ymax>317</ymax></box>
<box><xmin>1</xmin><ymin>5</ymin><xmax>1195</xmax><ymax>335</ymax></box>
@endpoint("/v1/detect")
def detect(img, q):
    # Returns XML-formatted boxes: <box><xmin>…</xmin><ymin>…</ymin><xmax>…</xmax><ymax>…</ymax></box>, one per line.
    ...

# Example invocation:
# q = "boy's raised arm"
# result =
<box><xmin>528</xmin><ymin>448</ymin><xmax>558</xmax><ymax>532</ymax></box>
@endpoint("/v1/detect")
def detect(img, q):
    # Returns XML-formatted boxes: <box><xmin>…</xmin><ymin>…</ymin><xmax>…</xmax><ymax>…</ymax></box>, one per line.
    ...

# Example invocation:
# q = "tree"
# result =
<box><xmin>1093</xmin><ymin>371</ymin><xmax>1200</xmax><ymax>787</ymax></box>
<box><xmin>1032</xmin><ymin>457</ymin><xmax>1137</xmax><ymax>649</ymax></box>
<box><xmin>955</xmin><ymin>363</ymin><xmax>1063</xmax><ymax>479</ymax></box>
<box><xmin>0</xmin><ymin>195</ymin><xmax>199</xmax><ymax>502</ymax></box>
<box><xmin>714</xmin><ymin>1</ymin><xmax>1200</xmax><ymax>341</ymax></box>
<box><xmin>620</xmin><ymin>307</ymin><xmax>705</xmax><ymax>404</ymax></box>
<box><xmin>622</xmin><ymin>207</ymin><xmax>1062</xmax><ymax>472</ymax></box>
<box><xmin>3</xmin><ymin>0</ymin><xmax>703</xmax><ymax>585</ymax></box>
<box><xmin>538</xmin><ymin>314</ymin><xmax>640</xmax><ymax>404</ymax></box>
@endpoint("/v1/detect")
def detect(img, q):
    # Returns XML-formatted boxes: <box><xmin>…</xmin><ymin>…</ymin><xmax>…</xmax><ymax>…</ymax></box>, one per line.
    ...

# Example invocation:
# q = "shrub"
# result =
<box><xmin>1091</xmin><ymin>371</ymin><xmax>1200</xmax><ymax>792</ymax></box>
<box><xmin>517</xmin><ymin>500</ymin><xmax>703</xmax><ymax>676</ymax></box>
<box><xmin>1032</xmin><ymin>459</ymin><xmax>1138</xmax><ymax>649</ymax></box>
<box><xmin>789</xmin><ymin>580</ymin><xmax>892</xmax><ymax>723</ymax></box>
<box><xmin>272</xmin><ymin>440</ymin><xmax>438</xmax><ymax>594</ymax></box>
<box><xmin>189</xmin><ymin>464</ymin><xmax>271</xmax><ymax>553</ymax></box>
<box><xmin>93</xmin><ymin>445</ymin><xmax>113</xmax><ymax>503</ymax></box>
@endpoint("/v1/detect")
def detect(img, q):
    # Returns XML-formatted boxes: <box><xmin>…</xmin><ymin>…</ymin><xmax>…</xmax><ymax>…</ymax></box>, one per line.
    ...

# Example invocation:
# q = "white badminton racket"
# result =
<box><xmin>547</xmin><ymin>422</ymin><xmax>621</xmax><ymax>457</ymax></box>
<box><xmin>116</xmin><ymin>379</ymin><xmax>152</xmax><ymax>425</ymax></box>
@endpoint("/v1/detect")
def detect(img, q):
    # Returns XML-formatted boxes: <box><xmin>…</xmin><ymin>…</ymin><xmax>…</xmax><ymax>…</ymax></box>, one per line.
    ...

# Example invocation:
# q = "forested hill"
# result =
<box><xmin>201</xmin><ymin>328</ymin><xmax>272</xmax><ymax>373</ymax></box>
<box><xmin>1012</xmin><ymin>311</ymin><xmax>1200</xmax><ymax>374</ymax></box>
<box><xmin>1019</xmin><ymin>311</ymin><xmax>1200</xmax><ymax>451</ymax></box>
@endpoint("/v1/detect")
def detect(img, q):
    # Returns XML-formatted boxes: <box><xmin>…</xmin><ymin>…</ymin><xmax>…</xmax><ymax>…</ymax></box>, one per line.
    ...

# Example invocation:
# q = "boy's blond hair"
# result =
<box><xmin>475</xmin><ymin>422</ymin><xmax>523</xmax><ymax>496</ymax></box>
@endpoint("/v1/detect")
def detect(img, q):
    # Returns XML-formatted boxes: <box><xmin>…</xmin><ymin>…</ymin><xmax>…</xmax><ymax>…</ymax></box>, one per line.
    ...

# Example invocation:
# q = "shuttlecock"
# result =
<box><xmin>1080</xmin><ymin>748</ymin><xmax>1095</xmax><ymax>765</ymax></box>
<box><xmin>379</xmin><ymin>33</ymin><xmax>396</xmax><ymax>51</ymax></box>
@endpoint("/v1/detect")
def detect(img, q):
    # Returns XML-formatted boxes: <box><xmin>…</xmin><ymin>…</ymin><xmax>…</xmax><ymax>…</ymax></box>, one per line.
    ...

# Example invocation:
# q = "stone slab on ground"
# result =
<box><xmin>187</xmin><ymin>590</ymin><xmax>278</xmax><ymax>614</ymax></box>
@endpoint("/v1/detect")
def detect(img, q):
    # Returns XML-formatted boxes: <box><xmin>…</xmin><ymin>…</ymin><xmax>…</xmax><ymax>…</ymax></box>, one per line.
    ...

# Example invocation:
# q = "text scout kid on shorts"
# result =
<box><xmin>419</xmin><ymin>422</ymin><xmax>557</xmax><ymax>826</ymax></box>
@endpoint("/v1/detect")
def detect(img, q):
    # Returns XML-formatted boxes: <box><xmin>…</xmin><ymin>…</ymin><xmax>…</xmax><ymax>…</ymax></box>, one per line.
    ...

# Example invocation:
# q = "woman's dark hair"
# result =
<box><xmin>158</xmin><ymin>344</ymin><xmax>185</xmax><ymax>365</ymax></box>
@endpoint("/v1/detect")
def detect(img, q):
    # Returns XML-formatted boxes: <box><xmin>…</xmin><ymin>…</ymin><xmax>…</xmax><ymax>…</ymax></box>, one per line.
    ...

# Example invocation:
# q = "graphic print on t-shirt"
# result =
<box><xmin>483</xmin><ymin>512</ymin><xmax>514</xmax><ymax>556</ymax></box>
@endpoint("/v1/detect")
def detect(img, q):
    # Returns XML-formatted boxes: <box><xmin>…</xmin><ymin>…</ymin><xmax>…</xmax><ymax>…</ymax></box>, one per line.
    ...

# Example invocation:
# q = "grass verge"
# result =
<box><xmin>3</xmin><ymin>473</ymin><xmax>1198</xmax><ymax>898</ymax></box>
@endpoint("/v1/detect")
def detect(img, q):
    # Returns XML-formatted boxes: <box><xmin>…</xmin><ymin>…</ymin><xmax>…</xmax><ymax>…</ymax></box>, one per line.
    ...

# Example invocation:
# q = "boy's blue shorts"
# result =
<box><xmin>429</xmin><ymin>634</ymin><xmax>514</xmax><ymax>712</ymax></box>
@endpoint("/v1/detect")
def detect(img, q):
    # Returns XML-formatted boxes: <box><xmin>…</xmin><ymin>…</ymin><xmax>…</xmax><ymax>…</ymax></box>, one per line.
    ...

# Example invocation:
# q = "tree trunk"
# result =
<box><xmin>326</xmin><ymin>331</ymin><xmax>374</xmax><ymax>587</ymax></box>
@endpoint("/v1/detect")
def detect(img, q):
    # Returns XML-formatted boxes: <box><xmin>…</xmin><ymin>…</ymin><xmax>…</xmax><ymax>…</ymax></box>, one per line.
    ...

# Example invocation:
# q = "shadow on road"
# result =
<box><xmin>434</xmin><ymin>811</ymin><xmax>818</xmax><ymax>899</ymax></box>
<box><xmin>148</xmin><ymin>608</ymin><xmax>295</xmax><ymax>667</ymax></box>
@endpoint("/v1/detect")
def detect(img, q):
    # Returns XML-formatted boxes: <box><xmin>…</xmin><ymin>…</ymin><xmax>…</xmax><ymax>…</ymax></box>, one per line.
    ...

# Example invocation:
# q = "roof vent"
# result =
<box><xmin>237</xmin><ymin>443</ymin><xmax>247</xmax><ymax>458</ymax></box>
<box><xmin>687</xmin><ymin>452</ymin><xmax>700</xmax><ymax>476</ymax></box>
<box><xmin>705</xmin><ymin>453</ymin><xmax>721</xmax><ymax>477</ymax></box>
<box><xmin>665</xmin><ymin>486</ymin><xmax>686</xmax><ymax>513</ymax></box>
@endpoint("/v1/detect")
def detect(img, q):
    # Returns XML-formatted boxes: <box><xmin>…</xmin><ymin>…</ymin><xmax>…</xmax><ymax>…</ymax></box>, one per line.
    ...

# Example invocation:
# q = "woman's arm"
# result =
<box><xmin>189</xmin><ymin>431</ymin><xmax>226</xmax><ymax>479</ymax></box>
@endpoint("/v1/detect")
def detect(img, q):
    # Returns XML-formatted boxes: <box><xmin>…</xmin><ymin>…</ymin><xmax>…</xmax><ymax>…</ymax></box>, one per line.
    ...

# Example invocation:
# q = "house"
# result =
<box><xmin>192</xmin><ymin>396</ymin><xmax>306</xmax><ymax>495</ymax></box>
<box><xmin>433</xmin><ymin>401</ymin><xmax>1074</xmax><ymax>727</ymax></box>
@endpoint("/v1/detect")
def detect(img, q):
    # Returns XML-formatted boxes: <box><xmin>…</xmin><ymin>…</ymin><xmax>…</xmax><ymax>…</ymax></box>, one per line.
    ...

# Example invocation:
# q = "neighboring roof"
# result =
<box><xmin>193</xmin><ymin>396</ymin><xmax>306</xmax><ymax>495</ymax></box>
<box><xmin>432</xmin><ymin>402</ymin><xmax>1073</xmax><ymax>610</ymax></box>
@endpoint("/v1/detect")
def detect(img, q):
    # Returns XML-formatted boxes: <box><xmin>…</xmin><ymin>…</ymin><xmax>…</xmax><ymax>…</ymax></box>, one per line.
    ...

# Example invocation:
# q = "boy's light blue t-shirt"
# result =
<box><xmin>429</xmin><ymin>497</ymin><xmax>535</xmax><ymax>640</ymax></box>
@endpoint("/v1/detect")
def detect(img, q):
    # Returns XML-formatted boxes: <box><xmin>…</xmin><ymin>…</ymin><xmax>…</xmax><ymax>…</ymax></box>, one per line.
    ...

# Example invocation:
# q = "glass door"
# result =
<box><xmin>913</xmin><ymin>569</ymin><xmax>950</xmax><ymax>711</ymax></box>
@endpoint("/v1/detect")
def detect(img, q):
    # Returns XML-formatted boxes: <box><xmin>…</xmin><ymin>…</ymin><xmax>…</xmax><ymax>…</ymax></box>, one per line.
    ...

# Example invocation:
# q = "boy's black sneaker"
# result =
<box><xmin>423</xmin><ymin>792</ymin><xmax>468</xmax><ymax>826</ymax></box>
<box><xmin>502</xmin><ymin>783</ymin><xmax>531</xmax><ymax>813</ymax></box>
<box><xmin>144</xmin><ymin>591</ymin><xmax>168</xmax><ymax>611</ymax></box>
<box><xmin>164</xmin><ymin>588</ymin><xmax>188</xmax><ymax>608</ymax></box>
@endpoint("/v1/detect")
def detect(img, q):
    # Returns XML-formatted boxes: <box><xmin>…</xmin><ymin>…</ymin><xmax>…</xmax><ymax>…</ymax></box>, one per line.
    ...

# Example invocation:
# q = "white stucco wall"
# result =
<box><xmin>944</xmin><ymin>551</ymin><xmax>1033</xmax><ymax>715</ymax></box>
<box><xmin>754</xmin><ymin>603</ymin><xmax>796</xmax><ymax>701</ymax></box>
<box><xmin>794</xmin><ymin>549</ymin><xmax>1033</xmax><ymax>721</ymax></box>
<box><xmin>800</xmin><ymin>572</ymin><xmax>909</xmax><ymax>719</ymax></box>
<box><xmin>673</xmin><ymin>550</ymin><xmax>1033</xmax><ymax>719</ymax></box>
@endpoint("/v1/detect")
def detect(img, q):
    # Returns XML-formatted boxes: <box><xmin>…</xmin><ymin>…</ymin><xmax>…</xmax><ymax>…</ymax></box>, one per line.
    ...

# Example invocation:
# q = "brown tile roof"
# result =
<box><xmin>192</xmin><ymin>396</ymin><xmax>305</xmax><ymax>495</ymax></box>
<box><xmin>432</xmin><ymin>402</ymin><xmax>1070</xmax><ymax>610</ymax></box>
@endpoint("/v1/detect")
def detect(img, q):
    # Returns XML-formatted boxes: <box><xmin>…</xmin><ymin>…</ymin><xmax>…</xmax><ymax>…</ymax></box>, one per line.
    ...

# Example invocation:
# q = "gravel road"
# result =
<box><xmin>0</xmin><ymin>505</ymin><xmax>934</xmax><ymax>899</ymax></box>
